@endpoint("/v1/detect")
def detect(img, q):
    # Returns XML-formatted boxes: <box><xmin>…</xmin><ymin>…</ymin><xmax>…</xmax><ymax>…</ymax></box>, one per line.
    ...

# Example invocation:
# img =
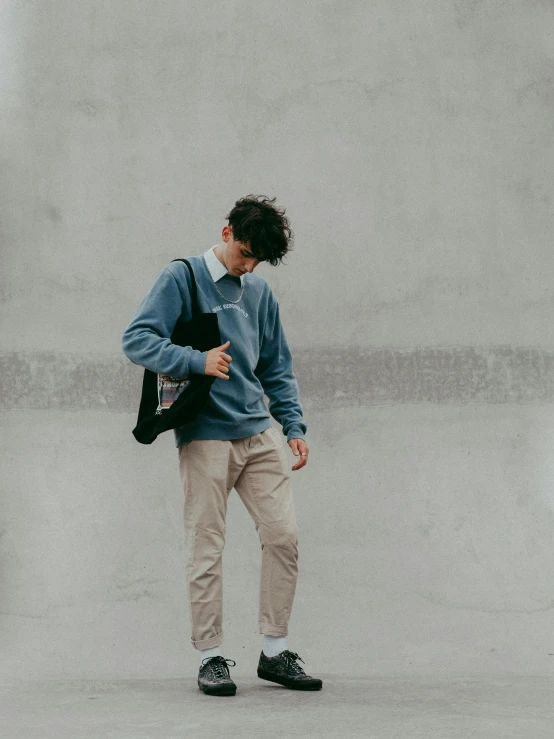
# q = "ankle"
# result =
<box><xmin>200</xmin><ymin>646</ymin><xmax>223</xmax><ymax>664</ymax></box>
<box><xmin>263</xmin><ymin>636</ymin><xmax>287</xmax><ymax>658</ymax></box>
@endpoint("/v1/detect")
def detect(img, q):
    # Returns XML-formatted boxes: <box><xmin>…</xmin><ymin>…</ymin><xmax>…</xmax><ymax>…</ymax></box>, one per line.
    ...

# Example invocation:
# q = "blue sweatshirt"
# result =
<box><xmin>121</xmin><ymin>248</ymin><xmax>307</xmax><ymax>447</ymax></box>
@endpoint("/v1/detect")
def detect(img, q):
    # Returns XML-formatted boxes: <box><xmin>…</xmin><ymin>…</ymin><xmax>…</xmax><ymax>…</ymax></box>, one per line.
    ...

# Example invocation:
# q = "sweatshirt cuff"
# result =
<box><xmin>189</xmin><ymin>350</ymin><xmax>207</xmax><ymax>375</ymax></box>
<box><xmin>286</xmin><ymin>428</ymin><xmax>306</xmax><ymax>442</ymax></box>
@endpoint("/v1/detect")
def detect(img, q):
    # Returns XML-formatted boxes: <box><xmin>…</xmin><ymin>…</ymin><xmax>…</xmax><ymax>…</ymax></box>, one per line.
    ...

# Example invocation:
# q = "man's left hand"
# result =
<box><xmin>288</xmin><ymin>438</ymin><xmax>309</xmax><ymax>471</ymax></box>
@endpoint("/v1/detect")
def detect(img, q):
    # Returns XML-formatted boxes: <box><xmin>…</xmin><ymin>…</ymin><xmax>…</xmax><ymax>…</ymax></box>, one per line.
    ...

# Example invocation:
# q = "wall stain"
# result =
<box><xmin>419</xmin><ymin>591</ymin><xmax>554</xmax><ymax>614</ymax></box>
<box><xmin>1</xmin><ymin>346</ymin><xmax>553</xmax><ymax>411</ymax></box>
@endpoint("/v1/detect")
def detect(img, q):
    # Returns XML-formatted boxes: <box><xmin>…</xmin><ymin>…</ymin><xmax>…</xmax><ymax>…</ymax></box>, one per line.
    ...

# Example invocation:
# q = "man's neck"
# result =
<box><xmin>214</xmin><ymin>244</ymin><xmax>227</xmax><ymax>267</ymax></box>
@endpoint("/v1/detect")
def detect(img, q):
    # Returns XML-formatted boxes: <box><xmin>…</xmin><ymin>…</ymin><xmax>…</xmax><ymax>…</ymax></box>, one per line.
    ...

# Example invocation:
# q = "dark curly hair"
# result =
<box><xmin>224</xmin><ymin>195</ymin><xmax>294</xmax><ymax>266</ymax></box>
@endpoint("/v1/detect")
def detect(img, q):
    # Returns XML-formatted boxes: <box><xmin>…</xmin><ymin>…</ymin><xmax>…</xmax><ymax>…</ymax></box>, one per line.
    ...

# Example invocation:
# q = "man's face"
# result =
<box><xmin>222</xmin><ymin>227</ymin><xmax>261</xmax><ymax>277</ymax></box>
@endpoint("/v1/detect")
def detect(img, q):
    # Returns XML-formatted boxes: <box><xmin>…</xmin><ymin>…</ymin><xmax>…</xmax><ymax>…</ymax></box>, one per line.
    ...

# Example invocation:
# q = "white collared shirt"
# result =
<box><xmin>203</xmin><ymin>244</ymin><xmax>245</xmax><ymax>286</ymax></box>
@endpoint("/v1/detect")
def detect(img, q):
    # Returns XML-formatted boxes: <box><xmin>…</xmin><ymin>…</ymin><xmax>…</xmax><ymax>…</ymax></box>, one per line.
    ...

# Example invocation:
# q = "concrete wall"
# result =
<box><xmin>2</xmin><ymin>0</ymin><xmax>554</xmax><ymax>679</ymax></box>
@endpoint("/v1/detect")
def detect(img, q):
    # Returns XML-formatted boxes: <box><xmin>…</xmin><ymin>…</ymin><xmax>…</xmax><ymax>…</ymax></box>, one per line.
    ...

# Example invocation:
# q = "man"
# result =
<box><xmin>121</xmin><ymin>195</ymin><xmax>322</xmax><ymax>696</ymax></box>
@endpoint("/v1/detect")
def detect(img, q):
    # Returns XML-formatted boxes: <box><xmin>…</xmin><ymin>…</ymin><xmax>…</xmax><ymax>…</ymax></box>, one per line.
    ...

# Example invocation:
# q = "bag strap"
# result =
<box><xmin>170</xmin><ymin>258</ymin><xmax>200</xmax><ymax>318</ymax></box>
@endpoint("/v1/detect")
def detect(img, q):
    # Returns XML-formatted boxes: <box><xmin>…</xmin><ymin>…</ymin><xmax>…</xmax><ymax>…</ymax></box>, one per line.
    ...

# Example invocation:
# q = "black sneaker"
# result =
<box><xmin>257</xmin><ymin>649</ymin><xmax>323</xmax><ymax>690</ymax></box>
<box><xmin>198</xmin><ymin>656</ymin><xmax>237</xmax><ymax>696</ymax></box>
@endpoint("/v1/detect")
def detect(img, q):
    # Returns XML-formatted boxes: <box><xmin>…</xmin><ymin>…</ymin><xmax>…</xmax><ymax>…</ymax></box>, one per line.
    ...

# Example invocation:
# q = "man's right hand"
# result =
<box><xmin>204</xmin><ymin>340</ymin><xmax>232</xmax><ymax>379</ymax></box>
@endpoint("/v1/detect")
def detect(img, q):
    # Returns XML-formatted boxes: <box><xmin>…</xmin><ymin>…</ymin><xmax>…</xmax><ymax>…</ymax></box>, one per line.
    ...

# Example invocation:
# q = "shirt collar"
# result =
<box><xmin>203</xmin><ymin>245</ymin><xmax>245</xmax><ymax>285</ymax></box>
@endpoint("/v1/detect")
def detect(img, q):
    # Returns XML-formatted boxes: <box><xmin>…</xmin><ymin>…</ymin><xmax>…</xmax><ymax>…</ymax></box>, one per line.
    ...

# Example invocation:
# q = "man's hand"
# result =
<box><xmin>205</xmin><ymin>340</ymin><xmax>232</xmax><ymax>379</ymax></box>
<box><xmin>288</xmin><ymin>438</ymin><xmax>309</xmax><ymax>471</ymax></box>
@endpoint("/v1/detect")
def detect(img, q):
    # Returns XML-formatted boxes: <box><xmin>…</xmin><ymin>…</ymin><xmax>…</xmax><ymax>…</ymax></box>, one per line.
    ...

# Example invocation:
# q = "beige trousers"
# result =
<box><xmin>177</xmin><ymin>425</ymin><xmax>299</xmax><ymax>650</ymax></box>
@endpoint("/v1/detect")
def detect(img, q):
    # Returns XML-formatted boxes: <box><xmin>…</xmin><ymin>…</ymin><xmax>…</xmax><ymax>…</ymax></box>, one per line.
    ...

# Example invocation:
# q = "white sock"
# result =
<box><xmin>263</xmin><ymin>636</ymin><xmax>287</xmax><ymax>658</ymax></box>
<box><xmin>200</xmin><ymin>646</ymin><xmax>223</xmax><ymax>664</ymax></box>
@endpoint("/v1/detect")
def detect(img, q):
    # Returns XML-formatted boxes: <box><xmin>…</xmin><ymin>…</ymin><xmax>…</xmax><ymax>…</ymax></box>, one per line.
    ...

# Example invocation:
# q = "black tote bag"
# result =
<box><xmin>132</xmin><ymin>258</ymin><xmax>221</xmax><ymax>445</ymax></box>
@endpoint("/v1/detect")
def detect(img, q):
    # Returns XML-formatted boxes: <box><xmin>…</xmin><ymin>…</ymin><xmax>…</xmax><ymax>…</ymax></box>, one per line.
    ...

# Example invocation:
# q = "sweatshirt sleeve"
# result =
<box><xmin>254</xmin><ymin>288</ymin><xmax>307</xmax><ymax>442</ymax></box>
<box><xmin>121</xmin><ymin>266</ymin><xmax>207</xmax><ymax>377</ymax></box>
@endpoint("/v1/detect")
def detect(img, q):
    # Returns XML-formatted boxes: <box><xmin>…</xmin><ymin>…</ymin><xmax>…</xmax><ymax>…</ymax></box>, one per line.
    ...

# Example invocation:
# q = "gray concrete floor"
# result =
<box><xmin>2</xmin><ymin>675</ymin><xmax>554</xmax><ymax>738</ymax></box>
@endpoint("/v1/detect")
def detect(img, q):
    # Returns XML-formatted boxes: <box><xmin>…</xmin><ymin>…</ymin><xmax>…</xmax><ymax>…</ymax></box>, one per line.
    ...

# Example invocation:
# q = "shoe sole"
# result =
<box><xmin>257</xmin><ymin>668</ymin><xmax>322</xmax><ymax>690</ymax></box>
<box><xmin>198</xmin><ymin>683</ymin><xmax>237</xmax><ymax>696</ymax></box>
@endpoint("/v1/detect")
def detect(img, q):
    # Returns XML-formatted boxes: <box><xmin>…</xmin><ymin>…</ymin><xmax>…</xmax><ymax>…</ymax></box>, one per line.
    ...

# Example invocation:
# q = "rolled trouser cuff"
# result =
<box><xmin>259</xmin><ymin>622</ymin><xmax>288</xmax><ymax>637</ymax></box>
<box><xmin>191</xmin><ymin>631</ymin><xmax>224</xmax><ymax>650</ymax></box>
